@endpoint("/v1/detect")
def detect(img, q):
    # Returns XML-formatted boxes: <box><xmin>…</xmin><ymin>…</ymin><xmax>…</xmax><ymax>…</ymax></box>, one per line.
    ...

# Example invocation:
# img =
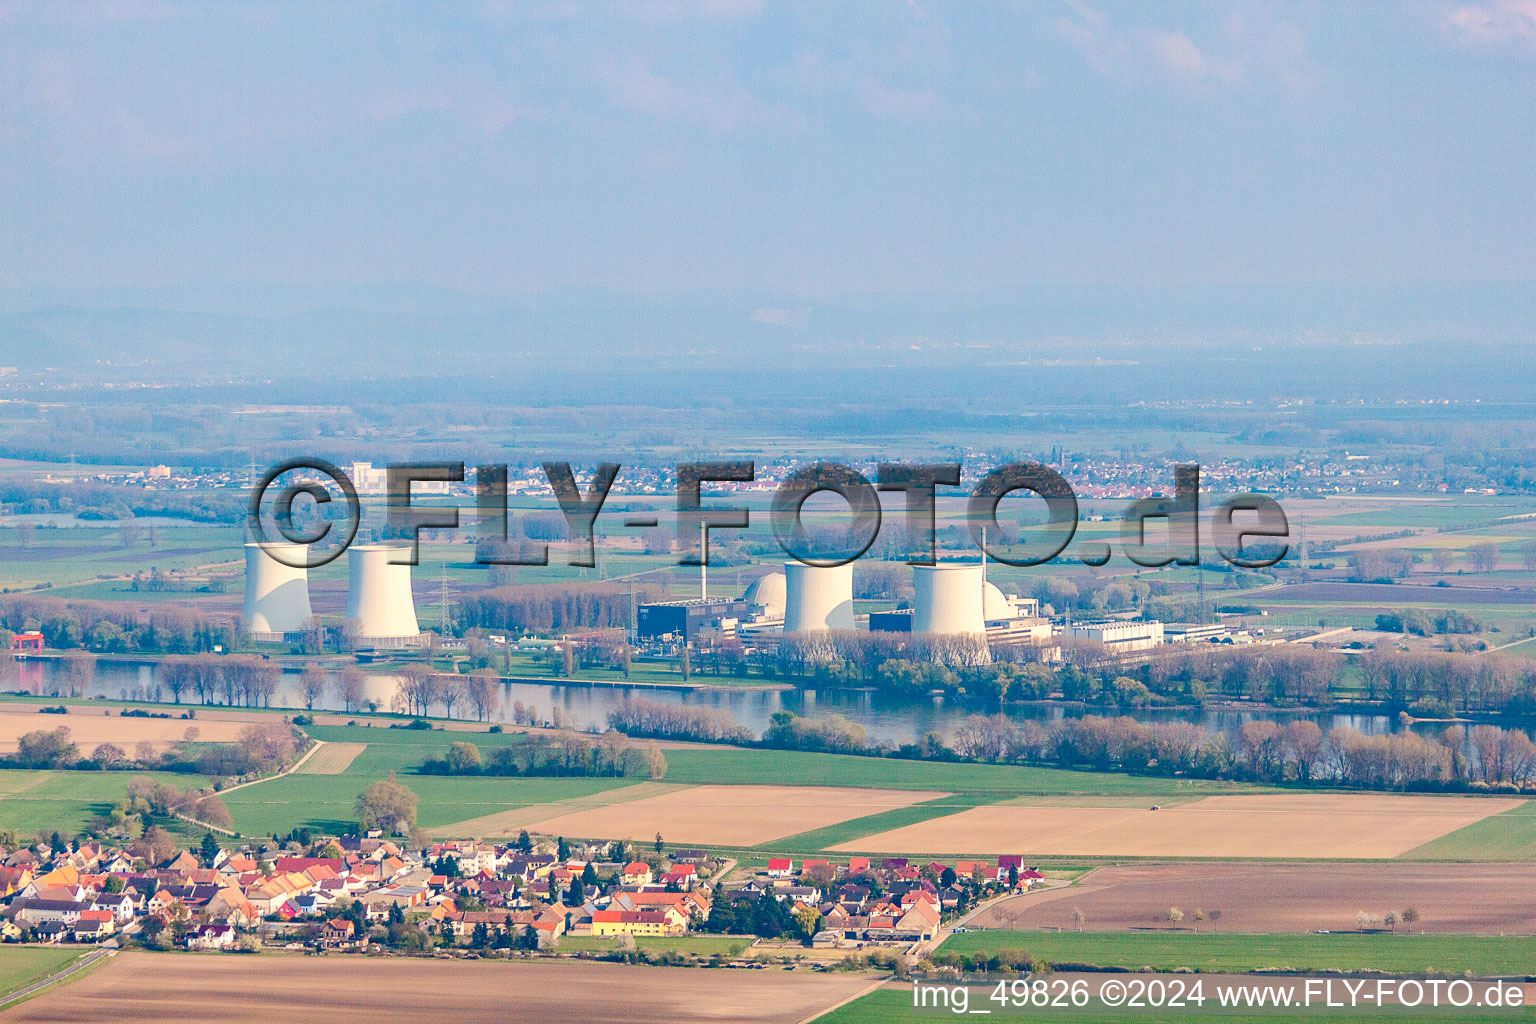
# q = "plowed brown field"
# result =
<box><xmin>966</xmin><ymin>862</ymin><xmax>1536</xmax><ymax>934</ymax></box>
<box><xmin>0</xmin><ymin>952</ymin><xmax>879</xmax><ymax>1024</ymax></box>
<box><xmin>525</xmin><ymin>783</ymin><xmax>947</xmax><ymax>846</ymax></box>
<box><xmin>0</xmin><ymin>709</ymin><xmax>245</xmax><ymax>754</ymax></box>
<box><xmin>832</xmin><ymin>794</ymin><xmax>1521</xmax><ymax>858</ymax></box>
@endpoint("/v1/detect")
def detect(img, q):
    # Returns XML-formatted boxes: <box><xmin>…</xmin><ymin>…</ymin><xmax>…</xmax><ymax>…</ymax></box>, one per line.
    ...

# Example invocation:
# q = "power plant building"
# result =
<box><xmin>636</xmin><ymin>597</ymin><xmax>750</xmax><ymax>642</ymax></box>
<box><xmin>346</xmin><ymin>544</ymin><xmax>423</xmax><ymax>648</ymax></box>
<box><xmin>781</xmin><ymin>562</ymin><xmax>855</xmax><ymax>632</ymax></box>
<box><xmin>742</xmin><ymin>571</ymin><xmax>787</xmax><ymax>621</ymax></box>
<box><xmin>1068</xmin><ymin>620</ymin><xmax>1164</xmax><ymax>653</ymax></box>
<box><xmin>242</xmin><ymin>542</ymin><xmax>314</xmax><ymax>642</ymax></box>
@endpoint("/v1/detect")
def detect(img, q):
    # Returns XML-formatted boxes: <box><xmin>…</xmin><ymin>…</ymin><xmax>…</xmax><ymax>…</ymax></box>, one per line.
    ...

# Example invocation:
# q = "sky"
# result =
<box><xmin>0</xmin><ymin>0</ymin><xmax>1533</xmax><ymax>306</ymax></box>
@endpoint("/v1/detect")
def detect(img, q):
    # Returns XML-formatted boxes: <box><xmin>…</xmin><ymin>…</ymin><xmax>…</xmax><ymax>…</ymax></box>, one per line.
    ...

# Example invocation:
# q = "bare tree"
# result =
<box><xmin>60</xmin><ymin>651</ymin><xmax>95</xmax><ymax>698</ymax></box>
<box><xmin>397</xmin><ymin>665</ymin><xmax>437</xmax><ymax>718</ymax></box>
<box><xmin>1071</xmin><ymin>907</ymin><xmax>1086</xmax><ymax>932</ymax></box>
<box><xmin>1468</xmin><ymin>542</ymin><xmax>1500</xmax><ymax>574</ymax></box>
<box><xmin>339</xmin><ymin>666</ymin><xmax>364</xmax><ymax>714</ymax></box>
<box><xmin>437</xmin><ymin>674</ymin><xmax>465</xmax><ymax>719</ymax></box>
<box><xmin>466</xmin><ymin>669</ymin><xmax>500</xmax><ymax>722</ymax></box>
<box><xmin>299</xmin><ymin>663</ymin><xmax>329</xmax><ymax>711</ymax></box>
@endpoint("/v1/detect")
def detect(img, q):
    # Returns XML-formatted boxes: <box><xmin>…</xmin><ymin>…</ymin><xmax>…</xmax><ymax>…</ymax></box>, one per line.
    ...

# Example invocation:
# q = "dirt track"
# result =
<box><xmin>0</xmin><ymin>951</ymin><xmax>879</xmax><ymax>1024</ymax></box>
<box><xmin>967</xmin><ymin>862</ymin><xmax>1536</xmax><ymax>934</ymax></box>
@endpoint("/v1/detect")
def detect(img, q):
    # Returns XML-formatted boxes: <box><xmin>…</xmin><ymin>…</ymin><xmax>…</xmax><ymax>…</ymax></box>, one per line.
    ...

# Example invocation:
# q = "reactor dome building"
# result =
<box><xmin>243</xmin><ymin>542</ymin><xmax>315</xmax><ymax>642</ymax></box>
<box><xmin>782</xmin><ymin>561</ymin><xmax>855</xmax><ymax>632</ymax></box>
<box><xmin>743</xmin><ymin>570</ymin><xmax>788</xmax><ymax>620</ymax></box>
<box><xmin>346</xmin><ymin>544</ymin><xmax>423</xmax><ymax>648</ymax></box>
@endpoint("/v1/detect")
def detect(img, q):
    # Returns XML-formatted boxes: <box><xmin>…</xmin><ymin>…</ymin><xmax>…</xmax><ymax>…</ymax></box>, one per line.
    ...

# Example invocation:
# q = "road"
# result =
<box><xmin>173</xmin><ymin>738</ymin><xmax>328</xmax><ymax>835</ymax></box>
<box><xmin>0</xmin><ymin>946</ymin><xmax>114</xmax><ymax>1010</ymax></box>
<box><xmin>910</xmin><ymin>872</ymin><xmax>1087</xmax><ymax>960</ymax></box>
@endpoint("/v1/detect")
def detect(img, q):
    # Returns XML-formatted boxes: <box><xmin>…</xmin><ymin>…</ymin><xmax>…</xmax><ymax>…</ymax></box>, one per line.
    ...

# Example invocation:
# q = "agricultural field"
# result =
<box><xmin>218</xmin><ymin>721</ymin><xmax>644</xmax><ymax>834</ymax></box>
<box><xmin>0</xmin><ymin>951</ymin><xmax>880</xmax><ymax>1024</ymax></box>
<box><xmin>934</xmin><ymin>931</ymin><xmax>1536</xmax><ymax>975</ymax></box>
<box><xmin>1403</xmin><ymin>800</ymin><xmax>1536</xmax><ymax>860</ymax></box>
<box><xmin>658</xmin><ymin>747</ymin><xmax>1265</xmax><ymax>797</ymax></box>
<box><xmin>0</xmin><ymin>705</ymin><xmax>241</xmax><ymax>754</ymax></box>
<box><xmin>812</xmin><ymin>988</ymin><xmax>1536</xmax><ymax>1024</ymax></box>
<box><xmin>964</xmin><ymin>863</ymin><xmax>1536</xmax><ymax>934</ymax></box>
<box><xmin>0</xmin><ymin>770</ymin><xmax>214</xmax><ymax>837</ymax></box>
<box><xmin>521</xmin><ymin>783</ymin><xmax>949</xmax><ymax>847</ymax></box>
<box><xmin>291</xmin><ymin>741</ymin><xmax>366</xmax><ymax>774</ymax></box>
<box><xmin>223</xmin><ymin>770</ymin><xmax>634</xmax><ymax>836</ymax></box>
<box><xmin>554</xmin><ymin>935</ymin><xmax>753</xmax><ymax>956</ymax></box>
<box><xmin>0</xmin><ymin>522</ymin><xmax>243</xmax><ymax>591</ymax></box>
<box><xmin>427</xmin><ymin>781</ymin><xmax>689</xmax><ymax>839</ymax></box>
<box><xmin>0</xmin><ymin>947</ymin><xmax>80</xmax><ymax>1004</ymax></box>
<box><xmin>829</xmin><ymin>793</ymin><xmax>1522</xmax><ymax>859</ymax></box>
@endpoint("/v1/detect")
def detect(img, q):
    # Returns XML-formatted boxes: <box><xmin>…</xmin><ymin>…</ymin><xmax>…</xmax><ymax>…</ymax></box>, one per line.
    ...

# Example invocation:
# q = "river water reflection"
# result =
<box><xmin>12</xmin><ymin>657</ymin><xmax>1483</xmax><ymax>746</ymax></box>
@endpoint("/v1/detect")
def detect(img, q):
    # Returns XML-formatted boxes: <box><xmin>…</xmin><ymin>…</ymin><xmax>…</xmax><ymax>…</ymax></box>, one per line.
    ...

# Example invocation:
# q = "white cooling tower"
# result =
<box><xmin>346</xmin><ymin>544</ymin><xmax>422</xmax><ymax>646</ymax></box>
<box><xmin>913</xmin><ymin>564</ymin><xmax>987</xmax><ymax>636</ymax></box>
<box><xmin>782</xmin><ymin>562</ymin><xmax>854</xmax><ymax>632</ymax></box>
<box><xmin>243</xmin><ymin>542</ymin><xmax>314</xmax><ymax>641</ymax></box>
<box><xmin>743</xmin><ymin>571</ymin><xmax>787</xmax><ymax>619</ymax></box>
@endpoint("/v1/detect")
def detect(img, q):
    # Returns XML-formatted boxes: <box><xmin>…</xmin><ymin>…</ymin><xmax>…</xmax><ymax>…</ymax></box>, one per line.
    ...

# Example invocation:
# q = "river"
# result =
<box><xmin>9</xmin><ymin>656</ymin><xmax>1486</xmax><ymax>746</ymax></box>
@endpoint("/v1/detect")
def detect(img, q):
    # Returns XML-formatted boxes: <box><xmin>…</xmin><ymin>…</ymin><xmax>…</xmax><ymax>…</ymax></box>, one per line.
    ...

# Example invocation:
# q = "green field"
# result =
<box><xmin>0</xmin><ymin>946</ymin><xmax>83</xmax><ymax>1002</ymax></box>
<box><xmin>555</xmin><ymin>935</ymin><xmax>752</xmax><ymax>956</ymax></box>
<box><xmin>0</xmin><ymin>769</ymin><xmax>214</xmax><ymax>838</ymax></box>
<box><xmin>218</xmin><ymin>721</ymin><xmax>637</xmax><ymax>835</ymax></box>
<box><xmin>763</xmin><ymin>793</ymin><xmax>1004</xmax><ymax>853</ymax></box>
<box><xmin>935</xmin><ymin>931</ymin><xmax>1536</xmax><ymax>976</ymax></box>
<box><xmin>1402</xmin><ymin>801</ymin><xmax>1536</xmax><ymax>861</ymax></box>
<box><xmin>225</xmin><ymin>772</ymin><xmax>634</xmax><ymax>835</ymax></box>
<box><xmin>0</xmin><ymin>522</ymin><xmax>242</xmax><ymax>590</ymax></box>
<box><xmin>660</xmin><ymin>748</ymin><xmax>1264</xmax><ymax>797</ymax></box>
<box><xmin>241</xmin><ymin>733</ymin><xmax>1263</xmax><ymax>839</ymax></box>
<box><xmin>812</xmin><ymin>989</ymin><xmax>1536</xmax><ymax>1024</ymax></box>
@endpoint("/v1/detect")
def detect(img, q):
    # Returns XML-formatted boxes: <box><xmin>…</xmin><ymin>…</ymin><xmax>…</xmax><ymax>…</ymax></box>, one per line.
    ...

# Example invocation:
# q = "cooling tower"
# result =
<box><xmin>243</xmin><ymin>542</ymin><xmax>314</xmax><ymax>641</ymax></box>
<box><xmin>743</xmin><ymin>571</ymin><xmax>787</xmax><ymax>619</ymax></box>
<box><xmin>782</xmin><ymin>562</ymin><xmax>854</xmax><ymax>632</ymax></box>
<box><xmin>346</xmin><ymin>544</ymin><xmax>422</xmax><ymax>647</ymax></box>
<box><xmin>913</xmin><ymin>564</ymin><xmax>987</xmax><ymax>636</ymax></box>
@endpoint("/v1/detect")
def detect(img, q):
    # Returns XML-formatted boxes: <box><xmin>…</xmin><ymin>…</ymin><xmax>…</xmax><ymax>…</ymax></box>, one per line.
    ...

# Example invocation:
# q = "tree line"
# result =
<box><xmin>419</xmin><ymin>733</ymin><xmax>667</xmax><ymax>779</ymax></box>
<box><xmin>2</xmin><ymin>719</ymin><xmax>302</xmax><ymax>783</ymax></box>
<box><xmin>0</xmin><ymin>596</ymin><xmax>235</xmax><ymax>656</ymax></box>
<box><xmin>600</xmin><ymin>696</ymin><xmax>1536</xmax><ymax>792</ymax></box>
<box><xmin>948</xmin><ymin>713</ymin><xmax>1536</xmax><ymax>789</ymax></box>
<box><xmin>456</xmin><ymin>582</ymin><xmax>658</xmax><ymax>633</ymax></box>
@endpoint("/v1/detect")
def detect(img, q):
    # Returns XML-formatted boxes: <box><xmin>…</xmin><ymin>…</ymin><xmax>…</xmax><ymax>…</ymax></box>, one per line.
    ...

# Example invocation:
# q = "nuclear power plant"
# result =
<box><xmin>782</xmin><ymin>561</ymin><xmax>855</xmax><ymax>632</ymax></box>
<box><xmin>346</xmin><ymin>544</ymin><xmax>423</xmax><ymax>648</ymax></box>
<box><xmin>742</xmin><ymin>570</ymin><xmax>786</xmax><ymax>621</ymax></box>
<box><xmin>242</xmin><ymin>542</ymin><xmax>315</xmax><ymax>642</ymax></box>
<box><xmin>242</xmin><ymin>539</ymin><xmax>424</xmax><ymax>648</ymax></box>
<box><xmin>912</xmin><ymin>563</ymin><xmax>987</xmax><ymax>636</ymax></box>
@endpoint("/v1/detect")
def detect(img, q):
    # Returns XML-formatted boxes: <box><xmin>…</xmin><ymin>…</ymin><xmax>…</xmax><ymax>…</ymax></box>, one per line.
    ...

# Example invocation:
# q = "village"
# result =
<box><xmin>0</xmin><ymin>827</ymin><xmax>1046</xmax><ymax>961</ymax></box>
